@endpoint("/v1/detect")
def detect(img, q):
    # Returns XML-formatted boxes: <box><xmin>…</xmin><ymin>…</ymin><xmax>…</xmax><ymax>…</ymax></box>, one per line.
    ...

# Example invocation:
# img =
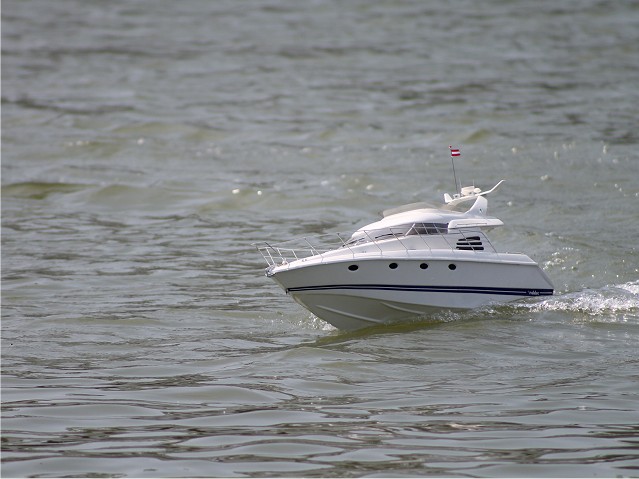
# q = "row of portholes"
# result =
<box><xmin>348</xmin><ymin>263</ymin><xmax>457</xmax><ymax>271</ymax></box>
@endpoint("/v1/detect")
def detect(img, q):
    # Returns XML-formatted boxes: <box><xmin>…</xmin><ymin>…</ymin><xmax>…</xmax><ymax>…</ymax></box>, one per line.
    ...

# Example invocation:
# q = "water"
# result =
<box><xmin>2</xmin><ymin>0</ymin><xmax>639</xmax><ymax>477</ymax></box>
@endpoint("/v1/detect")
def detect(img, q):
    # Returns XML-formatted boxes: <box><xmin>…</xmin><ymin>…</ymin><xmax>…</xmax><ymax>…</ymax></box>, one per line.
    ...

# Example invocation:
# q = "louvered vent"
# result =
<box><xmin>456</xmin><ymin>236</ymin><xmax>484</xmax><ymax>251</ymax></box>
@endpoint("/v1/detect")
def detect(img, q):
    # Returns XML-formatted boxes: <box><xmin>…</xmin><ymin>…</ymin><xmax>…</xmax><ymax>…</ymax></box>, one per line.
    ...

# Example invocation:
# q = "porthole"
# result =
<box><xmin>420</xmin><ymin>263</ymin><xmax>429</xmax><ymax>270</ymax></box>
<box><xmin>389</xmin><ymin>262</ymin><xmax>398</xmax><ymax>269</ymax></box>
<box><xmin>348</xmin><ymin>264</ymin><xmax>359</xmax><ymax>271</ymax></box>
<box><xmin>448</xmin><ymin>263</ymin><xmax>457</xmax><ymax>271</ymax></box>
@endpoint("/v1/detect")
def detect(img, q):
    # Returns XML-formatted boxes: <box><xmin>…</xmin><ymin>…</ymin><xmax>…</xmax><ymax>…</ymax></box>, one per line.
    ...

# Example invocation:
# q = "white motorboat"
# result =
<box><xmin>255</xmin><ymin>163</ymin><xmax>553</xmax><ymax>330</ymax></box>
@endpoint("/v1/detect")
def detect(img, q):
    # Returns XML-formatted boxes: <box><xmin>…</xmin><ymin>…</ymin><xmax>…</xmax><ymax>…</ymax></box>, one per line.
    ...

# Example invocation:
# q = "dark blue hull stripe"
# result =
<box><xmin>287</xmin><ymin>284</ymin><xmax>554</xmax><ymax>297</ymax></box>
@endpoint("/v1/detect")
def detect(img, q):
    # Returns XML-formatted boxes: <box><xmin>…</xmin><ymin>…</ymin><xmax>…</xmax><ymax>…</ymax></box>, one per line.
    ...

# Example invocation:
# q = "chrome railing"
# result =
<box><xmin>254</xmin><ymin>233</ymin><xmax>348</xmax><ymax>267</ymax></box>
<box><xmin>254</xmin><ymin>226</ymin><xmax>497</xmax><ymax>268</ymax></box>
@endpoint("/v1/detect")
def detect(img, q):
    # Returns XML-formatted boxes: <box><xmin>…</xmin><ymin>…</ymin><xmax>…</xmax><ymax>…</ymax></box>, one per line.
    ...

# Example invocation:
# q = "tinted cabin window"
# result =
<box><xmin>407</xmin><ymin>223</ymin><xmax>448</xmax><ymax>235</ymax></box>
<box><xmin>345</xmin><ymin>222</ymin><xmax>449</xmax><ymax>247</ymax></box>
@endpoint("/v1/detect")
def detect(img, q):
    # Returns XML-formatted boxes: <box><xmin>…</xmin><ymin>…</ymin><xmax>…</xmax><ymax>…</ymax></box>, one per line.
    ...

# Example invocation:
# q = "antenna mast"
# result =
<box><xmin>449</xmin><ymin>146</ymin><xmax>461</xmax><ymax>196</ymax></box>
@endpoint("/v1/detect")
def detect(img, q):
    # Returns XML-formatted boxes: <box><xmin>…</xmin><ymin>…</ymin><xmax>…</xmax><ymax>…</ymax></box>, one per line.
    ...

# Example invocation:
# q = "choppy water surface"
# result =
<box><xmin>2</xmin><ymin>1</ymin><xmax>639</xmax><ymax>477</ymax></box>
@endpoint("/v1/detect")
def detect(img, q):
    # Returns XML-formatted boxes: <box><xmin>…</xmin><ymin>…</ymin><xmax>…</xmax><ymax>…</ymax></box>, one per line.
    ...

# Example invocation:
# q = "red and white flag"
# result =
<box><xmin>449</xmin><ymin>146</ymin><xmax>461</xmax><ymax>157</ymax></box>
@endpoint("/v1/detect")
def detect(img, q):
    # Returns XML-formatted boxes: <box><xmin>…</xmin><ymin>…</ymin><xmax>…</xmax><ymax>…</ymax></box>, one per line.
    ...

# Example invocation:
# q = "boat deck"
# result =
<box><xmin>254</xmin><ymin>227</ymin><xmax>499</xmax><ymax>268</ymax></box>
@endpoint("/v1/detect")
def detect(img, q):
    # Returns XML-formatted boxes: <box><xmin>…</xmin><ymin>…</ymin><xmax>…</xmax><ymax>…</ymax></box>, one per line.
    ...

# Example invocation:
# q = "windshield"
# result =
<box><xmin>345</xmin><ymin>222</ymin><xmax>449</xmax><ymax>246</ymax></box>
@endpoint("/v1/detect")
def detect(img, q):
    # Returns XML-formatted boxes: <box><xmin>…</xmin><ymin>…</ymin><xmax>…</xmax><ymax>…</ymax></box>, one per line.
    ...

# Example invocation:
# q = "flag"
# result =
<box><xmin>449</xmin><ymin>146</ymin><xmax>461</xmax><ymax>157</ymax></box>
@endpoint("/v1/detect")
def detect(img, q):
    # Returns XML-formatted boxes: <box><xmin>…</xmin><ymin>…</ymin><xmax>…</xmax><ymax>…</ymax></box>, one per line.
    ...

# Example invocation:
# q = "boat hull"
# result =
<box><xmin>269</xmin><ymin>254</ymin><xmax>553</xmax><ymax>330</ymax></box>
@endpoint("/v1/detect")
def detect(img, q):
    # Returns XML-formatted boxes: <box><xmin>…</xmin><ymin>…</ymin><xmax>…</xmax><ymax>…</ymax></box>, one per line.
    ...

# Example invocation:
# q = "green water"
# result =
<box><xmin>2</xmin><ymin>0</ymin><xmax>639</xmax><ymax>477</ymax></box>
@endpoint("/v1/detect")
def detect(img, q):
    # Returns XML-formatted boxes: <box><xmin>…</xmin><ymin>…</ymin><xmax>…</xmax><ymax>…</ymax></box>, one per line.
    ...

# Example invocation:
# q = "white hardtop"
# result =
<box><xmin>349</xmin><ymin>181</ymin><xmax>505</xmax><ymax>242</ymax></box>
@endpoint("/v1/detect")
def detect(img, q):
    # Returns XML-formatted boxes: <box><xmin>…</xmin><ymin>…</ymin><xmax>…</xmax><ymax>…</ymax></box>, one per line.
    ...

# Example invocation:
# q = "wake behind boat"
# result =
<box><xmin>254</xmin><ymin>148</ymin><xmax>554</xmax><ymax>330</ymax></box>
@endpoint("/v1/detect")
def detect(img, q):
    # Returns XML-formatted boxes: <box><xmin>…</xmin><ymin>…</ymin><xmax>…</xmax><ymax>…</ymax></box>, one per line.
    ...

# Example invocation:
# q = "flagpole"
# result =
<box><xmin>449</xmin><ymin>146</ymin><xmax>460</xmax><ymax>196</ymax></box>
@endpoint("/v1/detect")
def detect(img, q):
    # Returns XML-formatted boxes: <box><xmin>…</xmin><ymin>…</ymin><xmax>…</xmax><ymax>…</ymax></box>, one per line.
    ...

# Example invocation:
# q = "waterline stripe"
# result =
<box><xmin>287</xmin><ymin>284</ymin><xmax>554</xmax><ymax>297</ymax></box>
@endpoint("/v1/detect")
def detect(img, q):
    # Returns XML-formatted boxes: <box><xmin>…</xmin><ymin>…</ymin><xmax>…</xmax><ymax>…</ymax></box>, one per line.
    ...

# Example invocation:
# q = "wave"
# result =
<box><xmin>529</xmin><ymin>280</ymin><xmax>639</xmax><ymax>323</ymax></box>
<box><xmin>1</xmin><ymin>181</ymin><xmax>90</xmax><ymax>200</ymax></box>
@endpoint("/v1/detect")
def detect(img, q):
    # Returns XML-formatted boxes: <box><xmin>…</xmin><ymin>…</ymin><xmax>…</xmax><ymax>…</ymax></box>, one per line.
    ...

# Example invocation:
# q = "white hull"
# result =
<box><xmin>269</xmin><ymin>254</ymin><xmax>554</xmax><ymax>330</ymax></box>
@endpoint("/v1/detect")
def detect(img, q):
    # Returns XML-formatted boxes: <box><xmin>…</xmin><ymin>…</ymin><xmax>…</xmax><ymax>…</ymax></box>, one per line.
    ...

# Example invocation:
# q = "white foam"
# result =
<box><xmin>531</xmin><ymin>281</ymin><xmax>639</xmax><ymax>322</ymax></box>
